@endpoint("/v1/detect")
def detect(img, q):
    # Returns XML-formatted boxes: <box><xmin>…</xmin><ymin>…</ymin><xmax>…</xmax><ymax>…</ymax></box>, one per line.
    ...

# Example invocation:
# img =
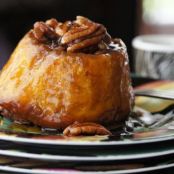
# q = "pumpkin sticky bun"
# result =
<box><xmin>0</xmin><ymin>16</ymin><xmax>134</xmax><ymax>136</ymax></box>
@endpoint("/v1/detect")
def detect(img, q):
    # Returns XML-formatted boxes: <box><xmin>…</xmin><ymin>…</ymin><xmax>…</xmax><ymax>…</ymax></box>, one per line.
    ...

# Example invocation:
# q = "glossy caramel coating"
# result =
<box><xmin>0</xmin><ymin>33</ymin><xmax>133</xmax><ymax>130</ymax></box>
<box><xmin>0</xmin><ymin>17</ymin><xmax>133</xmax><ymax>131</ymax></box>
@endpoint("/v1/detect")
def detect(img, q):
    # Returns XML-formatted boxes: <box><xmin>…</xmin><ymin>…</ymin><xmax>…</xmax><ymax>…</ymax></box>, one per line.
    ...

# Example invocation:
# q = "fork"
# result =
<box><xmin>134</xmin><ymin>89</ymin><xmax>174</xmax><ymax>100</ymax></box>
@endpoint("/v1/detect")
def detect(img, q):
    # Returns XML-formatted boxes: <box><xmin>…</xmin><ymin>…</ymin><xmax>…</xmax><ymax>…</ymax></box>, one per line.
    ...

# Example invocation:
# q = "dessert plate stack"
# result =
<box><xmin>0</xmin><ymin>117</ymin><xmax>174</xmax><ymax>174</ymax></box>
<box><xmin>0</xmin><ymin>78</ymin><xmax>174</xmax><ymax>174</ymax></box>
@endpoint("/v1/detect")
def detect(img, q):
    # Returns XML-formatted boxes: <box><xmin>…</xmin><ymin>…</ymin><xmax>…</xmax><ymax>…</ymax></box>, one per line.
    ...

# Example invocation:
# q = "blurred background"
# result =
<box><xmin>0</xmin><ymin>0</ymin><xmax>174</xmax><ymax>75</ymax></box>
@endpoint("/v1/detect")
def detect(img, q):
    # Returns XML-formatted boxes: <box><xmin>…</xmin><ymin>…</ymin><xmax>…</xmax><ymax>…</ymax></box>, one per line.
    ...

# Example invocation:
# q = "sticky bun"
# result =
<box><xmin>0</xmin><ymin>16</ymin><xmax>133</xmax><ymax>135</ymax></box>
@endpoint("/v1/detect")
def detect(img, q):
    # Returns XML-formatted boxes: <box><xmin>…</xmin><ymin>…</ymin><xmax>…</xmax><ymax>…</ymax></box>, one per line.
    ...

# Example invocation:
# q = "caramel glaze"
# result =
<box><xmin>0</xmin><ymin>33</ymin><xmax>133</xmax><ymax>131</ymax></box>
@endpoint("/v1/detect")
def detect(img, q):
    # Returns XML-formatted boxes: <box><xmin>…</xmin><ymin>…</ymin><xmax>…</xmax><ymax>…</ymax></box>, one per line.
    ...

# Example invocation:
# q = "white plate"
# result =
<box><xmin>0</xmin><ymin>132</ymin><xmax>174</xmax><ymax>147</ymax></box>
<box><xmin>0</xmin><ymin>144</ymin><xmax>174</xmax><ymax>162</ymax></box>
<box><xmin>0</xmin><ymin>162</ymin><xmax>173</xmax><ymax>174</ymax></box>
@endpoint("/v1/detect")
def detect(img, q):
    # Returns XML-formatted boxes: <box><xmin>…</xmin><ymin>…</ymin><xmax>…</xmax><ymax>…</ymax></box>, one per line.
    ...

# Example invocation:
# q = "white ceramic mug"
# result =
<box><xmin>132</xmin><ymin>35</ymin><xmax>174</xmax><ymax>80</ymax></box>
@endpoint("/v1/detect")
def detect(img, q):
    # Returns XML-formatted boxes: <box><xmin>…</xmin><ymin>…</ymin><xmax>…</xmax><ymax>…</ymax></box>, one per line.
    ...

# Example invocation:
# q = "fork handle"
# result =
<box><xmin>135</xmin><ymin>90</ymin><xmax>174</xmax><ymax>100</ymax></box>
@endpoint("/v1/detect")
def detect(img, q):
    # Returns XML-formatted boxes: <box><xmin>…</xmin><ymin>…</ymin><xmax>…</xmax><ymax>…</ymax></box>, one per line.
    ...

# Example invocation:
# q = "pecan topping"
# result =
<box><xmin>31</xmin><ymin>16</ymin><xmax>112</xmax><ymax>53</ymax></box>
<box><xmin>63</xmin><ymin>122</ymin><xmax>112</xmax><ymax>136</ymax></box>
<box><xmin>33</xmin><ymin>22</ymin><xmax>58</xmax><ymax>43</ymax></box>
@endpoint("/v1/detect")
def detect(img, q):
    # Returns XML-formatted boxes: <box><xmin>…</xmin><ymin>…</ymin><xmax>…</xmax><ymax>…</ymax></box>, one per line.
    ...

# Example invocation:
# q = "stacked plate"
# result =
<box><xmin>0</xmin><ymin>77</ymin><xmax>174</xmax><ymax>174</ymax></box>
<box><xmin>0</xmin><ymin>119</ymin><xmax>174</xmax><ymax>174</ymax></box>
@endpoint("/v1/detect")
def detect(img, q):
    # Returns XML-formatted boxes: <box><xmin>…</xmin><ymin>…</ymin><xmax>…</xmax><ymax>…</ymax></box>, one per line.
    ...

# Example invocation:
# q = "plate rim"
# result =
<box><xmin>0</xmin><ymin>133</ymin><xmax>174</xmax><ymax>146</ymax></box>
<box><xmin>0</xmin><ymin>161</ymin><xmax>174</xmax><ymax>174</ymax></box>
<box><xmin>0</xmin><ymin>146</ymin><xmax>174</xmax><ymax>161</ymax></box>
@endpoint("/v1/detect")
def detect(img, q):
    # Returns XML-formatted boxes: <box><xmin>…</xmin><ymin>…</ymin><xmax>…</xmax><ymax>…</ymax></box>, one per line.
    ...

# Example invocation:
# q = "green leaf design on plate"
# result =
<box><xmin>0</xmin><ymin>116</ymin><xmax>12</xmax><ymax>129</ymax></box>
<box><xmin>0</xmin><ymin>116</ymin><xmax>42</xmax><ymax>135</ymax></box>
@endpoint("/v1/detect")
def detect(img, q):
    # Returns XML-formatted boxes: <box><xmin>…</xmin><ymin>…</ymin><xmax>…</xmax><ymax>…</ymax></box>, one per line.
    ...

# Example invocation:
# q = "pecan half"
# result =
<box><xmin>61</xmin><ymin>16</ymin><xmax>100</xmax><ymax>44</ymax></box>
<box><xmin>63</xmin><ymin>122</ymin><xmax>112</xmax><ymax>136</ymax></box>
<box><xmin>61</xmin><ymin>16</ymin><xmax>109</xmax><ymax>52</ymax></box>
<box><xmin>33</xmin><ymin>22</ymin><xmax>58</xmax><ymax>43</ymax></box>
